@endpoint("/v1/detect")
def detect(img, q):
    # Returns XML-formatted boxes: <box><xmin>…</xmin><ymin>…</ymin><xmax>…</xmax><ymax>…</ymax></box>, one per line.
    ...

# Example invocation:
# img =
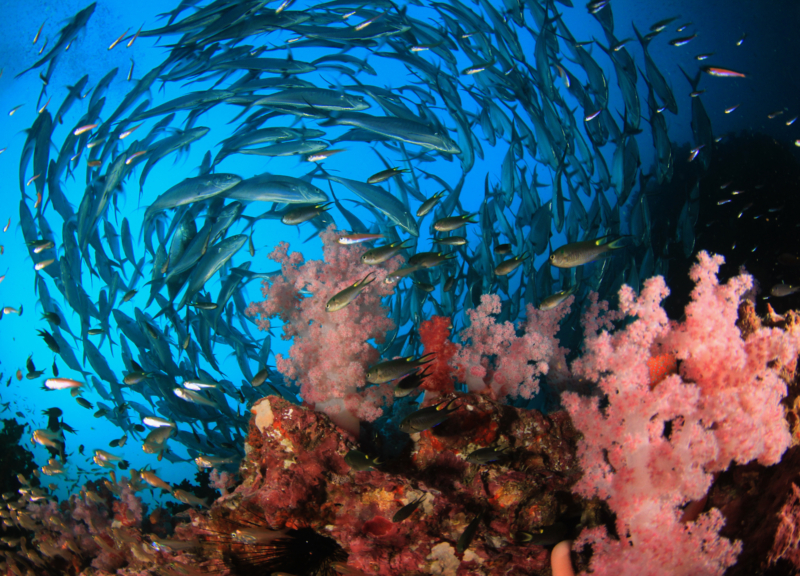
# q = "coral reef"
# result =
<box><xmin>4</xmin><ymin>251</ymin><xmax>800</xmax><ymax>576</ymax></box>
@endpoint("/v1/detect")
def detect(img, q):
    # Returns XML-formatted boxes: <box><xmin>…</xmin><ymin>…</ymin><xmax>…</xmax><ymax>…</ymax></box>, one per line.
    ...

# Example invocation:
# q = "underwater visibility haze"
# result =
<box><xmin>1</xmin><ymin>0</ymin><xmax>800</xmax><ymax>574</ymax></box>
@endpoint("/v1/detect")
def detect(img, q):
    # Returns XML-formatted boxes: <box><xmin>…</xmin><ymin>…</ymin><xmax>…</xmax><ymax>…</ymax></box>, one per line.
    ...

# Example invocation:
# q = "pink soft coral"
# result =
<box><xmin>562</xmin><ymin>252</ymin><xmax>799</xmax><ymax>575</ymax></box>
<box><xmin>451</xmin><ymin>293</ymin><xmax>571</xmax><ymax>401</ymax></box>
<box><xmin>246</xmin><ymin>226</ymin><xmax>403</xmax><ymax>435</ymax></box>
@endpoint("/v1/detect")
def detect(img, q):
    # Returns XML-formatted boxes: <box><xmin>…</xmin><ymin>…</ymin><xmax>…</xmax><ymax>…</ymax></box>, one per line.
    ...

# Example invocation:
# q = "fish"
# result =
<box><xmin>770</xmin><ymin>284</ymin><xmax>800</xmax><ymax>297</ymax></box>
<box><xmin>392</xmin><ymin>495</ymin><xmax>425</xmax><ymax>522</ymax></box>
<box><xmin>393</xmin><ymin>366</ymin><xmax>431</xmax><ymax>397</ymax></box>
<box><xmin>325</xmin><ymin>175</ymin><xmax>419</xmax><ymax>237</ymax></box>
<box><xmin>399</xmin><ymin>398</ymin><xmax>459</xmax><ymax>433</ymax></box>
<box><xmin>127</xmin><ymin>25</ymin><xmax>141</xmax><ymax>47</ymax></box>
<box><xmin>37</xmin><ymin>329</ymin><xmax>60</xmax><ymax>353</ymax></box>
<box><xmin>633</xmin><ymin>24</ymin><xmax>678</xmax><ymax>115</ymax></box>
<box><xmin>416</xmin><ymin>191</ymin><xmax>445</xmax><ymax>217</ymax></box>
<box><xmin>338</xmin><ymin>233</ymin><xmax>384</xmax><ymax>245</ymax></box>
<box><xmin>183</xmin><ymin>380</ymin><xmax>218</xmax><ymax>391</ymax></box>
<box><xmin>408</xmin><ymin>251</ymin><xmax>456</xmax><ymax>268</ymax></box>
<box><xmin>367</xmin><ymin>167</ymin><xmax>409</xmax><ymax>184</ymax></box>
<box><xmin>540</xmin><ymin>285</ymin><xmax>578</xmax><ymax>310</ymax></box>
<box><xmin>669</xmin><ymin>33</ymin><xmax>697</xmax><ymax>46</ymax></box>
<box><xmin>456</xmin><ymin>512</ymin><xmax>483</xmax><ymax>553</ymax></box>
<box><xmin>75</xmin><ymin>397</ymin><xmax>93</xmax><ymax>409</ymax></box>
<box><xmin>701</xmin><ymin>66</ymin><xmax>746</xmax><ymax>78</ymax></box>
<box><xmin>173</xmin><ymin>235</ymin><xmax>248</xmax><ymax>312</ymax></box>
<box><xmin>173</xmin><ymin>387</ymin><xmax>219</xmax><ymax>408</ymax></box>
<box><xmin>73</xmin><ymin>123</ymin><xmax>97</xmax><ymax>136</ymax></box>
<box><xmin>433</xmin><ymin>214</ymin><xmax>478</xmax><ymax>232</ymax></box>
<box><xmin>33</xmin><ymin>21</ymin><xmax>45</xmax><ymax>44</ymax></box>
<box><xmin>172</xmin><ymin>489</ymin><xmax>207</xmax><ymax>507</ymax></box>
<box><xmin>649</xmin><ymin>16</ymin><xmax>680</xmax><ymax>33</ymax></box>
<box><xmin>367</xmin><ymin>354</ymin><xmax>435</xmax><ymax>384</ymax></box>
<box><xmin>224</xmin><ymin>173</ymin><xmax>328</xmax><ymax>204</ymax></box>
<box><xmin>195</xmin><ymin>455</ymin><xmax>238</xmax><ymax>469</ymax></box>
<box><xmin>108</xmin><ymin>28</ymin><xmax>129</xmax><ymax>50</ymax></box>
<box><xmin>251</xmin><ymin>367</ymin><xmax>270</xmax><ymax>387</ymax></box>
<box><xmin>433</xmin><ymin>236</ymin><xmax>466</xmax><ymax>246</ymax></box>
<box><xmin>327</xmin><ymin>272</ymin><xmax>377</xmax><ymax>312</ymax></box>
<box><xmin>254</xmin><ymin>88</ymin><xmax>369</xmax><ymax>111</ymax></box>
<box><xmin>344</xmin><ymin>449</ymin><xmax>381</xmax><ymax>471</ymax></box>
<box><xmin>320</xmin><ymin>112</ymin><xmax>461</xmax><ymax>154</ymax></box>
<box><xmin>43</xmin><ymin>378</ymin><xmax>84</xmax><ymax>390</ymax></box>
<box><xmin>514</xmin><ymin>522</ymin><xmax>569</xmax><ymax>546</ymax></box>
<box><xmin>586</xmin><ymin>0</ymin><xmax>609</xmax><ymax>14</ymax></box>
<box><xmin>143</xmin><ymin>174</ymin><xmax>242</xmax><ymax>238</ymax></box>
<box><xmin>550</xmin><ymin>237</ymin><xmax>631</xmax><ymax>268</ymax></box>
<box><xmin>141</xmin><ymin>470</ymin><xmax>172</xmax><ymax>492</ymax></box>
<box><xmin>281</xmin><ymin>202</ymin><xmax>334</xmax><ymax>226</ymax></box>
<box><xmin>494</xmin><ymin>253</ymin><xmax>529</xmax><ymax>276</ymax></box>
<box><xmin>307</xmin><ymin>149</ymin><xmax>346</xmax><ymax>162</ymax></box>
<box><xmin>465</xmin><ymin>446</ymin><xmax>509</xmax><ymax>464</ymax></box>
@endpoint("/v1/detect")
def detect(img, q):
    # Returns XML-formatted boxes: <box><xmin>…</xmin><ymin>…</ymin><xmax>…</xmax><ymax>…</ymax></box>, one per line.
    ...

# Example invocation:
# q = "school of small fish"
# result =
<box><xmin>0</xmin><ymin>0</ymin><xmax>776</xmax><ymax>508</ymax></box>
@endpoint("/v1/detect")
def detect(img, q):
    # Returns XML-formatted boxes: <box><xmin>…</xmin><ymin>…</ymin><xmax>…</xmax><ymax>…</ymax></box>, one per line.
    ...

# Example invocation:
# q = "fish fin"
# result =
<box><xmin>678</xmin><ymin>65</ymin><xmax>701</xmax><ymax>91</ymax></box>
<box><xmin>607</xmin><ymin>236</ymin><xmax>634</xmax><ymax>250</ymax></box>
<box><xmin>631</xmin><ymin>22</ymin><xmax>649</xmax><ymax>50</ymax></box>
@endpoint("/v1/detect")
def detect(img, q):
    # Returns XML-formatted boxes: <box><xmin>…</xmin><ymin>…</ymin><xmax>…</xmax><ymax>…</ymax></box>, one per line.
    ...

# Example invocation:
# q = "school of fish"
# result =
<box><xmin>0</xmin><ymin>0</ymin><xmax>755</xmax><ymax>506</ymax></box>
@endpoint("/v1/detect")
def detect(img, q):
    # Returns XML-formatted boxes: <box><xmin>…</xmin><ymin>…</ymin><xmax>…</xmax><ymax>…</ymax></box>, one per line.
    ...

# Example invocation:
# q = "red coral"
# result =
<box><xmin>419</xmin><ymin>316</ymin><xmax>458</xmax><ymax>395</ymax></box>
<box><xmin>362</xmin><ymin>516</ymin><xmax>395</xmax><ymax>537</ymax></box>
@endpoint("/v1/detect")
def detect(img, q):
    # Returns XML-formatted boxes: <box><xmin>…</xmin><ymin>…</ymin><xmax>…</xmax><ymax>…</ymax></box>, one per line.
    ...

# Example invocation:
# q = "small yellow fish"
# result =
<box><xmin>33</xmin><ymin>21</ymin><xmax>45</xmax><ymax>44</ymax></box>
<box><xmin>108</xmin><ymin>28</ymin><xmax>129</xmax><ymax>51</ymax></box>
<box><xmin>127</xmin><ymin>25</ymin><xmax>142</xmax><ymax>48</ymax></box>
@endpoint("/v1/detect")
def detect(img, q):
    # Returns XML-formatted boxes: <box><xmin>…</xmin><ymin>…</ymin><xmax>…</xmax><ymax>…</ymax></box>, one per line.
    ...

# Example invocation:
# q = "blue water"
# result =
<box><xmin>0</xmin><ymin>0</ymin><xmax>797</xmax><ymax>510</ymax></box>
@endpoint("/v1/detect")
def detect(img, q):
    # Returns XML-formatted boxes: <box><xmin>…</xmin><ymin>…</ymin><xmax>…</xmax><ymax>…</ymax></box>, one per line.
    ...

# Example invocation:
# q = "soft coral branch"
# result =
<box><xmin>246</xmin><ymin>226</ymin><xmax>403</xmax><ymax>435</ymax></box>
<box><xmin>451</xmin><ymin>293</ymin><xmax>572</xmax><ymax>401</ymax></box>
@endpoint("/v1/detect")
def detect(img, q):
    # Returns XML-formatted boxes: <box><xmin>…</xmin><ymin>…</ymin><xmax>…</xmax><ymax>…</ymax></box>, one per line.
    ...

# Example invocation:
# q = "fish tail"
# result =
<box><xmin>360</xmin><ymin>271</ymin><xmax>378</xmax><ymax>287</ymax></box>
<box><xmin>678</xmin><ymin>65</ymin><xmax>701</xmax><ymax>91</ymax></box>
<box><xmin>607</xmin><ymin>236</ymin><xmax>634</xmax><ymax>250</ymax></box>
<box><xmin>418</xmin><ymin>352</ymin><xmax>436</xmax><ymax>365</ymax></box>
<box><xmin>631</xmin><ymin>22</ymin><xmax>649</xmax><ymax>50</ymax></box>
<box><xmin>153</xmin><ymin>303</ymin><xmax>173</xmax><ymax>320</ymax></box>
